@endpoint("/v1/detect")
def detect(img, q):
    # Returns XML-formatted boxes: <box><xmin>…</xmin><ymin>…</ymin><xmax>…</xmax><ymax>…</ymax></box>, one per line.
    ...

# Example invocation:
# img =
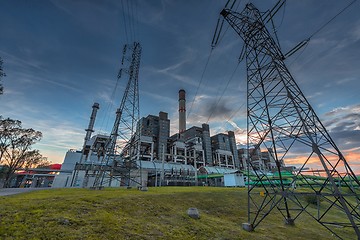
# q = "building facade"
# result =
<box><xmin>237</xmin><ymin>147</ymin><xmax>283</xmax><ymax>172</ymax></box>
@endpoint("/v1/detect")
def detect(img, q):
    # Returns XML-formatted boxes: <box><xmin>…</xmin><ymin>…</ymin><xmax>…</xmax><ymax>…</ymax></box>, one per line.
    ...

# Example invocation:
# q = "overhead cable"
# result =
<box><xmin>206</xmin><ymin>62</ymin><xmax>240</xmax><ymax>124</ymax></box>
<box><xmin>187</xmin><ymin>49</ymin><xmax>213</xmax><ymax>119</ymax></box>
<box><xmin>212</xmin><ymin>0</ymin><xmax>242</xmax><ymax>49</ymax></box>
<box><xmin>309</xmin><ymin>0</ymin><xmax>357</xmax><ymax>40</ymax></box>
<box><xmin>99</xmin><ymin>74</ymin><xmax>123</xmax><ymax>134</ymax></box>
<box><xmin>220</xmin><ymin>100</ymin><xmax>246</xmax><ymax>132</ymax></box>
<box><xmin>285</xmin><ymin>0</ymin><xmax>357</xmax><ymax>60</ymax></box>
<box><xmin>134</xmin><ymin>0</ymin><xmax>140</xmax><ymax>41</ymax></box>
<box><xmin>121</xmin><ymin>0</ymin><xmax>129</xmax><ymax>43</ymax></box>
<box><xmin>126</xmin><ymin>0</ymin><xmax>135</xmax><ymax>42</ymax></box>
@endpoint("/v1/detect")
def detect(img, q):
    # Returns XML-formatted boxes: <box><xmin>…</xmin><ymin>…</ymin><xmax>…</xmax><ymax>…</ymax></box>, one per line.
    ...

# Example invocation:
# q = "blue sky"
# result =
<box><xmin>0</xmin><ymin>0</ymin><xmax>359</xmax><ymax>168</ymax></box>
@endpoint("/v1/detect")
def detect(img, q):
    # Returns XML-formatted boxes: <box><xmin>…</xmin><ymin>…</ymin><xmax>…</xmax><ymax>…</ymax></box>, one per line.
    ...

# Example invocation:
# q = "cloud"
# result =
<box><xmin>135</xmin><ymin>0</ymin><xmax>169</xmax><ymax>25</ymax></box>
<box><xmin>0</xmin><ymin>50</ymin><xmax>44</xmax><ymax>71</ymax></box>
<box><xmin>142</xmin><ymin>46</ymin><xmax>199</xmax><ymax>87</ymax></box>
<box><xmin>205</xmin><ymin>99</ymin><xmax>233</xmax><ymax>119</ymax></box>
<box><xmin>283</xmin><ymin>149</ymin><xmax>360</xmax><ymax>174</ymax></box>
<box><xmin>274</xmin><ymin>110</ymin><xmax>360</xmax><ymax>159</ymax></box>
<box><xmin>13</xmin><ymin>116</ymin><xmax>84</xmax><ymax>164</ymax></box>
<box><xmin>350</xmin><ymin>19</ymin><xmax>360</xmax><ymax>41</ymax></box>
<box><xmin>233</xmin><ymin>101</ymin><xmax>360</xmax><ymax>172</ymax></box>
<box><xmin>30</xmin><ymin>114</ymin><xmax>88</xmax><ymax>163</ymax></box>
<box><xmin>187</xmin><ymin>94</ymin><xmax>220</xmax><ymax>124</ymax></box>
<box><xmin>50</xmin><ymin>0</ymin><xmax>118</xmax><ymax>33</ymax></box>
<box><xmin>0</xmin><ymin>91</ymin><xmax>86</xmax><ymax>163</ymax></box>
<box><xmin>322</xmin><ymin>105</ymin><xmax>360</xmax><ymax>149</ymax></box>
<box><xmin>307</xmin><ymin>91</ymin><xmax>323</xmax><ymax>100</ymax></box>
<box><xmin>0</xmin><ymin>49</ymin><xmax>85</xmax><ymax>94</ymax></box>
<box><xmin>157</xmin><ymin>59</ymin><xmax>189</xmax><ymax>74</ymax></box>
<box><xmin>334</xmin><ymin>77</ymin><xmax>356</xmax><ymax>85</ymax></box>
<box><xmin>167</xmin><ymin>92</ymin><xmax>244</xmax><ymax>137</ymax></box>
<box><xmin>324</xmin><ymin>104</ymin><xmax>360</xmax><ymax>117</ymax></box>
<box><xmin>140</xmin><ymin>89</ymin><xmax>176</xmax><ymax>104</ymax></box>
<box><xmin>226</xmin><ymin>120</ymin><xmax>247</xmax><ymax>144</ymax></box>
<box><xmin>145</xmin><ymin>66</ymin><xmax>195</xmax><ymax>87</ymax></box>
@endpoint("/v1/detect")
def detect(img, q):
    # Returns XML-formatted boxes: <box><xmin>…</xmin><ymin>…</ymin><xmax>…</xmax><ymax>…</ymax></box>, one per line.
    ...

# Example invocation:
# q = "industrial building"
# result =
<box><xmin>238</xmin><ymin>147</ymin><xmax>284</xmax><ymax>172</ymax></box>
<box><xmin>4</xmin><ymin>164</ymin><xmax>62</xmax><ymax>188</ymax></box>
<box><xmin>53</xmin><ymin>89</ymin><xmax>278</xmax><ymax>188</ymax></box>
<box><xmin>211</xmin><ymin>132</ymin><xmax>239</xmax><ymax>169</ymax></box>
<box><xmin>134</xmin><ymin>89</ymin><xmax>241</xmax><ymax>171</ymax></box>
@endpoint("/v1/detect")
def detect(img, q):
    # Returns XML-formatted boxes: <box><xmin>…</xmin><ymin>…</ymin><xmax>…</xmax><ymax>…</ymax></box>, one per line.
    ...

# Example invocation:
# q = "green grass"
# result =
<box><xmin>0</xmin><ymin>187</ymin><xmax>356</xmax><ymax>239</ymax></box>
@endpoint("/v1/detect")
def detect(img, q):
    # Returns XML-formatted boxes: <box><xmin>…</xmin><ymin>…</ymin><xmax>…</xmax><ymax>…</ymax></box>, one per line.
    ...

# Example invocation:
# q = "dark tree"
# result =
<box><xmin>0</xmin><ymin>117</ymin><xmax>43</xmax><ymax>187</ymax></box>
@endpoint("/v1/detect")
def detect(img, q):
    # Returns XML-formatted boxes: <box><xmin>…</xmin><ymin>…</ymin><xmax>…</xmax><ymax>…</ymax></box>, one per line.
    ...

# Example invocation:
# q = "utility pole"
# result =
<box><xmin>214</xmin><ymin>1</ymin><xmax>360</xmax><ymax>239</ymax></box>
<box><xmin>160</xmin><ymin>143</ymin><xmax>165</xmax><ymax>187</ymax></box>
<box><xmin>194</xmin><ymin>150</ymin><xmax>198</xmax><ymax>186</ymax></box>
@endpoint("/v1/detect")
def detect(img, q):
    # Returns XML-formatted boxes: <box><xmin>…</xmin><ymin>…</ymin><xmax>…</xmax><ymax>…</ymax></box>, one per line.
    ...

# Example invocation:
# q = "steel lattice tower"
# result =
<box><xmin>92</xmin><ymin>42</ymin><xmax>142</xmax><ymax>188</ymax></box>
<box><xmin>217</xmin><ymin>3</ymin><xmax>360</xmax><ymax>239</ymax></box>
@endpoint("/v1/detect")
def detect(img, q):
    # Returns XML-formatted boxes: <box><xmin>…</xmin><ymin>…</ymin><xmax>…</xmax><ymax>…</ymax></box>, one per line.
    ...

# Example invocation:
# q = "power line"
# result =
<box><xmin>98</xmin><ymin>73</ymin><xmax>123</xmax><ymax>134</ymax></box>
<box><xmin>206</xmin><ymin>62</ymin><xmax>240</xmax><ymax>124</ymax></box>
<box><xmin>98</xmin><ymin>1</ymin><xmax>141</xmax><ymax>134</ymax></box>
<box><xmin>287</xmin><ymin>41</ymin><xmax>309</xmax><ymax>67</ymax></box>
<box><xmin>126</xmin><ymin>0</ymin><xmax>135</xmax><ymax>42</ymax></box>
<box><xmin>309</xmin><ymin>0</ymin><xmax>357</xmax><ymax>39</ymax></box>
<box><xmin>278</xmin><ymin>0</ymin><xmax>286</xmax><ymax>28</ymax></box>
<box><xmin>284</xmin><ymin>0</ymin><xmax>357</xmax><ymax>60</ymax></box>
<box><xmin>218</xmin><ymin>100</ymin><xmax>246</xmax><ymax>134</ymax></box>
<box><xmin>195</xmin><ymin>1</ymin><xmax>244</xmax><ymax>121</ymax></box>
<box><xmin>187</xmin><ymin>48</ymin><xmax>213</xmax><ymax>119</ymax></box>
<box><xmin>134</xmin><ymin>0</ymin><xmax>140</xmax><ymax>41</ymax></box>
<box><xmin>120</xmin><ymin>0</ymin><xmax>129</xmax><ymax>43</ymax></box>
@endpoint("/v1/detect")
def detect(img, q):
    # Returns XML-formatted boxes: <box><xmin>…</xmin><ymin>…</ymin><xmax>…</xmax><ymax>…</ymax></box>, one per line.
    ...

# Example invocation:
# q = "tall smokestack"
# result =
<box><xmin>179</xmin><ymin>89</ymin><xmax>186</xmax><ymax>133</ymax></box>
<box><xmin>82</xmin><ymin>102</ymin><xmax>99</xmax><ymax>159</ymax></box>
<box><xmin>84</xmin><ymin>102</ymin><xmax>99</xmax><ymax>144</ymax></box>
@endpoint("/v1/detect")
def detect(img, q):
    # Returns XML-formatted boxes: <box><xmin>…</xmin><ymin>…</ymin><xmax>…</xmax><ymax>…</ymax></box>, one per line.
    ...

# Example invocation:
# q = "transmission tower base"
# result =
<box><xmin>242</xmin><ymin>223</ymin><xmax>254</xmax><ymax>232</ymax></box>
<box><xmin>284</xmin><ymin>218</ymin><xmax>295</xmax><ymax>225</ymax></box>
<box><xmin>139</xmin><ymin>186</ymin><xmax>148</xmax><ymax>192</ymax></box>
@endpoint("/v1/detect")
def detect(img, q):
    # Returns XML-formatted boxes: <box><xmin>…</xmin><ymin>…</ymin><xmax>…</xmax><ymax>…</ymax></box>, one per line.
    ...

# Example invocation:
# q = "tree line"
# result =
<box><xmin>0</xmin><ymin>57</ymin><xmax>50</xmax><ymax>188</ymax></box>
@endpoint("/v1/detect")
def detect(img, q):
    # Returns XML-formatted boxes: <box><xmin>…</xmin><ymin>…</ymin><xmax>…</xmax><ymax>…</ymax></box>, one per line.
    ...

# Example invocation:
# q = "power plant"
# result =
<box><xmin>51</xmin><ymin>1</ymin><xmax>360</xmax><ymax>239</ymax></box>
<box><xmin>53</xmin><ymin>38</ymin><xmax>280</xmax><ymax>188</ymax></box>
<box><xmin>53</xmin><ymin>87</ymin><xmax>258</xmax><ymax>188</ymax></box>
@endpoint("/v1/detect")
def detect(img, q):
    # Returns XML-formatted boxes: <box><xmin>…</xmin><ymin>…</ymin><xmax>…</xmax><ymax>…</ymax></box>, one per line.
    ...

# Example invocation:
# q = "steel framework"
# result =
<box><xmin>216</xmin><ymin>2</ymin><xmax>360</xmax><ymax>239</ymax></box>
<box><xmin>70</xmin><ymin>102</ymin><xmax>99</xmax><ymax>187</ymax></box>
<box><xmin>88</xmin><ymin>42</ymin><xmax>143</xmax><ymax>188</ymax></box>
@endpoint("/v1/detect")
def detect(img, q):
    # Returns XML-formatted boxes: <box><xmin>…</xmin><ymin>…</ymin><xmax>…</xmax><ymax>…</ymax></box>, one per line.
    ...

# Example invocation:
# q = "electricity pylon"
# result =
<box><xmin>92</xmin><ymin>42</ymin><xmax>142</xmax><ymax>188</ymax></box>
<box><xmin>214</xmin><ymin>2</ymin><xmax>360</xmax><ymax>239</ymax></box>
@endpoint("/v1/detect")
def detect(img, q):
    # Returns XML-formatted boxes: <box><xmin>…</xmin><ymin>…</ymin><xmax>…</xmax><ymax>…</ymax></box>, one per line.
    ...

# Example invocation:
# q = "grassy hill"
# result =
<box><xmin>0</xmin><ymin>187</ymin><xmax>356</xmax><ymax>239</ymax></box>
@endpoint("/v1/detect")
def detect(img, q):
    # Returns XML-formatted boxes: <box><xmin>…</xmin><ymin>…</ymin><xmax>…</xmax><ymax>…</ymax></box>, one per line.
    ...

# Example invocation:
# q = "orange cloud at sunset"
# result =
<box><xmin>282</xmin><ymin>150</ymin><xmax>360</xmax><ymax>175</ymax></box>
